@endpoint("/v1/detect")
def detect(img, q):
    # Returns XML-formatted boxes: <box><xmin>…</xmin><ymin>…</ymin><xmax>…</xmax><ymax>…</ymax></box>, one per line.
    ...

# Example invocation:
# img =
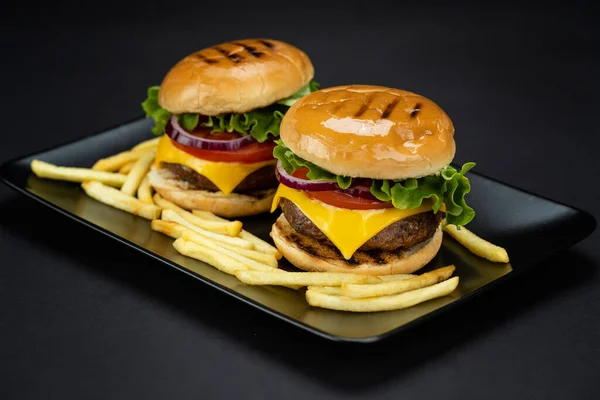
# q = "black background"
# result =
<box><xmin>2</xmin><ymin>1</ymin><xmax>599</xmax><ymax>399</ymax></box>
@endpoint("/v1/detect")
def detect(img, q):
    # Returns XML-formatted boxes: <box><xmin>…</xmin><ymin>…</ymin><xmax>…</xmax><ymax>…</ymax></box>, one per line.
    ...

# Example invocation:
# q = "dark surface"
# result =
<box><xmin>1</xmin><ymin>1</ymin><xmax>599</xmax><ymax>399</ymax></box>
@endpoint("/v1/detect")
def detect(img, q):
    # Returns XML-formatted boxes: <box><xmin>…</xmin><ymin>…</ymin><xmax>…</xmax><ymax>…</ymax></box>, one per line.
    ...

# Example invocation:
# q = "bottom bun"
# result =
<box><xmin>148</xmin><ymin>167</ymin><xmax>275</xmax><ymax>218</ymax></box>
<box><xmin>270</xmin><ymin>214</ymin><xmax>443</xmax><ymax>275</ymax></box>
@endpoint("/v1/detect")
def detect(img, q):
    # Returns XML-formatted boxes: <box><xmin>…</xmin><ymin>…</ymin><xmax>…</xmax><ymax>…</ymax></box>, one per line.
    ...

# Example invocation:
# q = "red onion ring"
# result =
<box><xmin>275</xmin><ymin>161</ymin><xmax>340</xmax><ymax>191</ymax></box>
<box><xmin>166</xmin><ymin>115</ymin><xmax>255</xmax><ymax>151</ymax></box>
<box><xmin>276</xmin><ymin>161</ymin><xmax>389</xmax><ymax>202</ymax></box>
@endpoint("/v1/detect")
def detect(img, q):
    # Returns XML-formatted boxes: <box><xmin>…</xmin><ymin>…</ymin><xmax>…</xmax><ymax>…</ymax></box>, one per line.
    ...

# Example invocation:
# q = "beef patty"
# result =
<box><xmin>280</xmin><ymin>198</ymin><xmax>443</xmax><ymax>251</ymax></box>
<box><xmin>163</xmin><ymin>163</ymin><xmax>277</xmax><ymax>193</ymax></box>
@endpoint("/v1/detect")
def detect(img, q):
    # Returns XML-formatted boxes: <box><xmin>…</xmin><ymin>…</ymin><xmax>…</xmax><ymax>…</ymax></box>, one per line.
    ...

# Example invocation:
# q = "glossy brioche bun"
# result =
<box><xmin>148</xmin><ymin>167</ymin><xmax>275</xmax><ymax>218</ymax></box>
<box><xmin>270</xmin><ymin>214</ymin><xmax>444</xmax><ymax>275</ymax></box>
<box><xmin>280</xmin><ymin>85</ymin><xmax>455</xmax><ymax>180</ymax></box>
<box><xmin>158</xmin><ymin>39</ymin><xmax>314</xmax><ymax>116</ymax></box>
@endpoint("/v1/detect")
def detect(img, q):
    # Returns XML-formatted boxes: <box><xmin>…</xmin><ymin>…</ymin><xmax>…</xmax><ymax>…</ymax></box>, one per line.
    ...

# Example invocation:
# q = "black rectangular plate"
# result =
<box><xmin>1</xmin><ymin>118</ymin><xmax>596</xmax><ymax>342</ymax></box>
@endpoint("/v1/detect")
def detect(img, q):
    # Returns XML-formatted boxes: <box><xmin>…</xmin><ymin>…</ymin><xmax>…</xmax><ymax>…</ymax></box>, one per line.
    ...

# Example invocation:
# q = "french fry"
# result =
<box><xmin>137</xmin><ymin>174</ymin><xmax>154</xmax><ymax>204</ymax></box>
<box><xmin>177</xmin><ymin>210</ymin><xmax>241</xmax><ymax>237</ymax></box>
<box><xmin>121</xmin><ymin>150</ymin><xmax>156</xmax><ymax>196</ymax></box>
<box><xmin>180</xmin><ymin>231</ymin><xmax>275</xmax><ymax>272</ymax></box>
<box><xmin>363</xmin><ymin>274</ymin><xmax>416</xmax><ymax>283</ymax></box>
<box><xmin>92</xmin><ymin>149</ymin><xmax>150</xmax><ymax>172</ymax></box>
<box><xmin>342</xmin><ymin>266</ymin><xmax>455</xmax><ymax>298</ymax></box>
<box><xmin>31</xmin><ymin>160</ymin><xmax>127</xmax><ymax>187</ymax></box>
<box><xmin>154</xmin><ymin>193</ymin><xmax>187</xmax><ymax>213</ymax></box>
<box><xmin>119</xmin><ymin>162</ymin><xmax>135</xmax><ymax>174</ymax></box>
<box><xmin>173</xmin><ymin>238</ymin><xmax>247</xmax><ymax>275</ymax></box>
<box><xmin>238</xmin><ymin>230</ymin><xmax>282</xmax><ymax>260</ymax></box>
<box><xmin>161</xmin><ymin>209</ymin><xmax>253</xmax><ymax>249</ymax></box>
<box><xmin>151</xmin><ymin>220</ymin><xmax>186</xmax><ymax>239</ymax></box>
<box><xmin>306</xmin><ymin>276</ymin><xmax>460</xmax><ymax>312</ymax></box>
<box><xmin>154</xmin><ymin>194</ymin><xmax>242</xmax><ymax>236</ymax></box>
<box><xmin>234</xmin><ymin>270</ymin><xmax>369</xmax><ymax>287</ymax></box>
<box><xmin>182</xmin><ymin>230</ymin><xmax>278</xmax><ymax>267</ymax></box>
<box><xmin>81</xmin><ymin>181</ymin><xmax>161</xmax><ymax>220</ymax></box>
<box><xmin>131</xmin><ymin>136</ymin><xmax>162</xmax><ymax>151</ymax></box>
<box><xmin>192</xmin><ymin>209</ymin><xmax>227</xmax><ymax>222</ymax></box>
<box><xmin>444</xmin><ymin>225</ymin><xmax>509</xmax><ymax>263</ymax></box>
<box><xmin>307</xmin><ymin>286</ymin><xmax>344</xmax><ymax>296</ymax></box>
<box><xmin>308</xmin><ymin>274</ymin><xmax>417</xmax><ymax>295</ymax></box>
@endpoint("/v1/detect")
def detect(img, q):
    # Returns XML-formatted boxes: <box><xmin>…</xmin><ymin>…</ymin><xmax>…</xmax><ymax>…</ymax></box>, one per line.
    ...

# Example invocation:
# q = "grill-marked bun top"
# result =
<box><xmin>279</xmin><ymin>85</ymin><xmax>456</xmax><ymax>180</ymax></box>
<box><xmin>157</xmin><ymin>39</ymin><xmax>314</xmax><ymax>116</ymax></box>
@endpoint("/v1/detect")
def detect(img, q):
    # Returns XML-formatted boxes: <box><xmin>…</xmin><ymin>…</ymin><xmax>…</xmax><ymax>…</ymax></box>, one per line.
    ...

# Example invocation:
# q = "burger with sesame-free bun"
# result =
<box><xmin>141</xmin><ymin>39</ymin><xmax>318</xmax><ymax>218</ymax></box>
<box><xmin>270</xmin><ymin>85</ymin><xmax>476</xmax><ymax>275</ymax></box>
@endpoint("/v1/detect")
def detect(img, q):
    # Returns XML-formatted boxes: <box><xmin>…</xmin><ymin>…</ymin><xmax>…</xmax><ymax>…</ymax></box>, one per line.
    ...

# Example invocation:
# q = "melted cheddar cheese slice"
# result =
<box><xmin>271</xmin><ymin>184</ymin><xmax>436</xmax><ymax>260</ymax></box>
<box><xmin>155</xmin><ymin>135</ymin><xmax>276</xmax><ymax>195</ymax></box>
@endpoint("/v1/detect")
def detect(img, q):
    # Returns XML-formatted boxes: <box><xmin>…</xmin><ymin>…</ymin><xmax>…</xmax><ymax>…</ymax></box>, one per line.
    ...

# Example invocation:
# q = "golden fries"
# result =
<box><xmin>121</xmin><ymin>150</ymin><xmax>156</xmax><ymax>196</ymax></box>
<box><xmin>176</xmin><ymin>209</ymin><xmax>241</xmax><ymax>237</ymax></box>
<box><xmin>173</xmin><ymin>238</ymin><xmax>247</xmax><ymax>275</ymax></box>
<box><xmin>179</xmin><ymin>231</ymin><xmax>275</xmax><ymax>272</ymax></box>
<box><xmin>306</xmin><ymin>276</ymin><xmax>460</xmax><ymax>312</ymax></box>
<box><xmin>151</xmin><ymin>220</ymin><xmax>186</xmax><ymax>239</ymax></box>
<box><xmin>306</xmin><ymin>286</ymin><xmax>344</xmax><ymax>295</ymax></box>
<box><xmin>137</xmin><ymin>174</ymin><xmax>154</xmax><ymax>204</ymax></box>
<box><xmin>131</xmin><ymin>136</ymin><xmax>161</xmax><ymax>151</ymax></box>
<box><xmin>119</xmin><ymin>162</ymin><xmax>135</xmax><ymax>174</ymax></box>
<box><xmin>234</xmin><ymin>270</ymin><xmax>369</xmax><ymax>287</ymax></box>
<box><xmin>161</xmin><ymin>209</ymin><xmax>253</xmax><ymax>249</ymax></box>
<box><xmin>238</xmin><ymin>230</ymin><xmax>282</xmax><ymax>259</ymax></box>
<box><xmin>444</xmin><ymin>225</ymin><xmax>509</xmax><ymax>263</ymax></box>
<box><xmin>181</xmin><ymin>230</ymin><xmax>278</xmax><ymax>267</ymax></box>
<box><xmin>154</xmin><ymin>193</ymin><xmax>187</xmax><ymax>213</ymax></box>
<box><xmin>192</xmin><ymin>209</ymin><xmax>226</xmax><ymax>222</ymax></box>
<box><xmin>31</xmin><ymin>160</ymin><xmax>127</xmax><ymax>187</ymax></box>
<box><xmin>82</xmin><ymin>181</ymin><xmax>161</xmax><ymax>220</ymax></box>
<box><xmin>92</xmin><ymin>149</ymin><xmax>150</xmax><ymax>172</ymax></box>
<box><xmin>342</xmin><ymin>266</ymin><xmax>455</xmax><ymax>298</ymax></box>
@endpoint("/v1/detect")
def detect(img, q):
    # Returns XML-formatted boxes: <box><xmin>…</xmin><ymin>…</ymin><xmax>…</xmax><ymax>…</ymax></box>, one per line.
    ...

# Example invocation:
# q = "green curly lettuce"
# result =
<box><xmin>141</xmin><ymin>86</ymin><xmax>171</xmax><ymax>136</ymax></box>
<box><xmin>201</xmin><ymin>106</ymin><xmax>286</xmax><ymax>143</ymax></box>
<box><xmin>141</xmin><ymin>80</ymin><xmax>320</xmax><ymax>140</ymax></box>
<box><xmin>273</xmin><ymin>140</ymin><xmax>476</xmax><ymax>226</ymax></box>
<box><xmin>273</xmin><ymin>140</ymin><xmax>353</xmax><ymax>189</ymax></box>
<box><xmin>276</xmin><ymin>80</ymin><xmax>321</xmax><ymax>106</ymax></box>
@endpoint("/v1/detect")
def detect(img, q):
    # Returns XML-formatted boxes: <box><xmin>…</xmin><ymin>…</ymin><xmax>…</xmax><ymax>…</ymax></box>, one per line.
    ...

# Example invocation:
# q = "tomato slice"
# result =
<box><xmin>170</xmin><ymin>131</ymin><xmax>276</xmax><ymax>163</ymax></box>
<box><xmin>306</xmin><ymin>190</ymin><xmax>394</xmax><ymax>210</ymax></box>
<box><xmin>291</xmin><ymin>167</ymin><xmax>393</xmax><ymax>210</ymax></box>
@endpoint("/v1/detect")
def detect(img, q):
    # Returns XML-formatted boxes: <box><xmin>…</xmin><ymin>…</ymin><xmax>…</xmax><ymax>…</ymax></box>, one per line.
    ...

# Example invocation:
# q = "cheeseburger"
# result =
<box><xmin>141</xmin><ymin>39</ymin><xmax>317</xmax><ymax>217</ymax></box>
<box><xmin>270</xmin><ymin>85</ymin><xmax>476</xmax><ymax>275</ymax></box>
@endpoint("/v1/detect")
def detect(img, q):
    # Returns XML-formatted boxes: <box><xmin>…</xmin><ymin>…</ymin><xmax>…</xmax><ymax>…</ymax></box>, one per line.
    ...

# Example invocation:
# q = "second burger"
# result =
<box><xmin>142</xmin><ymin>39</ymin><xmax>317</xmax><ymax>218</ymax></box>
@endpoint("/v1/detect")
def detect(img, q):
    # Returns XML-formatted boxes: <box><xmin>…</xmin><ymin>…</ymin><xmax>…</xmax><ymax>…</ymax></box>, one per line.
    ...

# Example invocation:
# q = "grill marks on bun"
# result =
<box><xmin>192</xmin><ymin>39</ymin><xmax>279</xmax><ymax>66</ymax></box>
<box><xmin>381</xmin><ymin>98</ymin><xmax>399</xmax><ymax>119</ymax></box>
<box><xmin>323</xmin><ymin>91</ymin><xmax>424</xmax><ymax>121</ymax></box>
<box><xmin>157</xmin><ymin>38</ymin><xmax>314</xmax><ymax>115</ymax></box>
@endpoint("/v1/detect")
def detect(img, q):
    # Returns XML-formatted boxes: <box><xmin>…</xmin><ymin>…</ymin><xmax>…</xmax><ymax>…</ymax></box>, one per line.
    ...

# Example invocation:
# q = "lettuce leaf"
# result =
<box><xmin>141</xmin><ymin>80</ymin><xmax>319</xmax><ymax>140</ymax></box>
<box><xmin>273</xmin><ymin>140</ymin><xmax>476</xmax><ymax>226</ymax></box>
<box><xmin>273</xmin><ymin>139</ymin><xmax>352</xmax><ymax>189</ymax></box>
<box><xmin>141</xmin><ymin>86</ymin><xmax>171</xmax><ymax>136</ymax></box>
<box><xmin>276</xmin><ymin>80</ymin><xmax>321</xmax><ymax>106</ymax></box>
<box><xmin>201</xmin><ymin>106</ymin><xmax>287</xmax><ymax>143</ymax></box>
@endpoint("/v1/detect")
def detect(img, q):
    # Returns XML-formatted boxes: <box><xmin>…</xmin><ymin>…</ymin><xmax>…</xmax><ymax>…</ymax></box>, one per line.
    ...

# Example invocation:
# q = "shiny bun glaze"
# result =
<box><xmin>279</xmin><ymin>85</ymin><xmax>456</xmax><ymax>180</ymax></box>
<box><xmin>158</xmin><ymin>39</ymin><xmax>314</xmax><ymax>116</ymax></box>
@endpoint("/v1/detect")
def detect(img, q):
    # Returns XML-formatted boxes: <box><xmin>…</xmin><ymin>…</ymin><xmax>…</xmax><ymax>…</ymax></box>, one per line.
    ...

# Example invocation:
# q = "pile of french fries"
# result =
<box><xmin>29</xmin><ymin>135</ymin><xmax>508</xmax><ymax>313</ymax></box>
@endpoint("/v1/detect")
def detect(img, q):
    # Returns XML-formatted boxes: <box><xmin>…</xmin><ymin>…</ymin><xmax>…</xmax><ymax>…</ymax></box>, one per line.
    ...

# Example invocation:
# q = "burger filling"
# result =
<box><xmin>281</xmin><ymin>198</ymin><xmax>443</xmax><ymax>251</ymax></box>
<box><xmin>163</xmin><ymin>163</ymin><xmax>277</xmax><ymax>193</ymax></box>
<box><xmin>272</xmin><ymin>140</ymin><xmax>476</xmax><ymax>260</ymax></box>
